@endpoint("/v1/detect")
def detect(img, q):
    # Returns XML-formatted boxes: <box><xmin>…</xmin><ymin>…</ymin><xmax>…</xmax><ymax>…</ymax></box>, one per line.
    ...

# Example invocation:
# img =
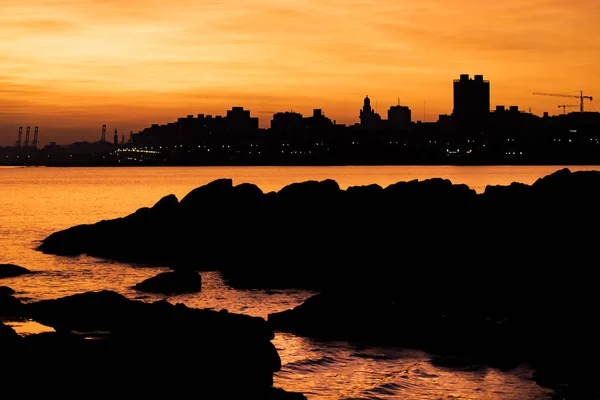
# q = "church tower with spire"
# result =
<box><xmin>360</xmin><ymin>95</ymin><xmax>381</xmax><ymax>129</ymax></box>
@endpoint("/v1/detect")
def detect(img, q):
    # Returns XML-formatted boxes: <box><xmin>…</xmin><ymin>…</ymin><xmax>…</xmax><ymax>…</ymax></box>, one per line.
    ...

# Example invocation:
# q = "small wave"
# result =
<box><xmin>282</xmin><ymin>356</ymin><xmax>338</xmax><ymax>372</ymax></box>
<box><xmin>350</xmin><ymin>352</ymin><xmax>396</xmax><ymax>361</ymax></box>
<box><xmin>363</xmin><ymin>381</ymin><xmax>413</xmax><ymax>396</ymax></box>
<box><xmin>412</xmin><ymin>367</ymin><xmax>440</xmax><ymax>379</ymax></box>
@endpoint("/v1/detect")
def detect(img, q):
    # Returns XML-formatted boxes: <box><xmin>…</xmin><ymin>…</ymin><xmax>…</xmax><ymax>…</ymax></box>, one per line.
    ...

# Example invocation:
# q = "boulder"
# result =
<box><xmin>0</xmin><ymin>320</ymin><xmax>20</xmax><ymax>350</ymax></box>
<box><xmin>12</xmin><ymin>290</ymin><xmax>296</xmax><ymax>398</ymax></box>
<box><xmin>0</xmin><ymin>264</ymin><xmax>33</xmax><ymax>279</ymax></box>
<box><xmin>0</xmin><ymin>286</ymin><xmax>15</xmax><ymax>296</ymax></box>
<box><xmin>0</xmin><ymin>292</ymin><xmax>26</xmax><ymax>318</ymax></box>
<box><xmin>133</xmin><ymin>269</ymin><xmax>201</xmax><ymax>294</ymax></box>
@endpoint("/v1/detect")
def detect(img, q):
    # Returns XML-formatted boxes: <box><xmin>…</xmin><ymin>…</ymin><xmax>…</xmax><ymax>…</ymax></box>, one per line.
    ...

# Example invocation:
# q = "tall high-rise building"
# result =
<box><xmin>453</xmin><ymin>74</ymin><xmax>490</xmax><ymax>121</ymax></box>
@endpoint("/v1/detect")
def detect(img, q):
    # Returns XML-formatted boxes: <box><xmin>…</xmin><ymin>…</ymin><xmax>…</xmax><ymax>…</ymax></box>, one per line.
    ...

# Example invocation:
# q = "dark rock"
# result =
<box><xmin>36</xmin><ymin>224</ymin><xmax>94</xmax><ymax>256</ymax></box>
<box><xmin>11</xmin><ymin>290</ymin><xmax>294</xmax><ymax>398</ymax></box>
<box><xmin>0</xmin><ymin>264</ymin><xmax>33</xmax><ymax>279</ymax></box>
<box><xmin>0</xmin><ymin>320</ymin><xmax>21</xmax><ymax>352</ymax></box>
<box><xmin>532</xmin><ymin>168</ymin><xmax>600</xmax><ymax>206</ymax></box>
<box><xmin>346</xmin><ymin>183</ymin><xmax>383</xmax><ymax>196</ymax></box>
<box><xmin>0</xmin><ymin>320</ymin><xmax>20</xmax><ymax>339</ymax></box>
<box><xmin>264</xmin><ymin>387</ymin><xmax>308</xmax><ymax>400</ymax></box>
<box><xmin>233</xmin><ymin>182</ymin><xmax>264</xmax><ymax>198</ymax></box>
<box><xmin>277</xmin><ymin>179</ymin><xmax>341</xmax><ymax>201</ymax></box>
<box><xmin>180</xmin><ymin>178</ymin><xmax>233</xmax><ymax>208</ymax></box>
<box><xmin>26</xmin><ymin>290</ymin><xmax>132</xmax><ymax>332</ymax></box>
<box><xmin>0</xmin><ymin>292</ymin><xmax>26</xmax><ymax>318</ymax></box>
<box><xmin>133</xmin><ymin>269</ymin><xmax>201</xmax><ymax>294</ymax></box>
<box><xmin>482</xmin><ymin>181</ymin><xmax>531</xmax><ymax>202</ymax></box>
<box><xmin>0</xmin><ymin>286</ymin><xmax>15</xmax><ymax>296</ymax></box>
<box><xmin>151</xmin><ymin>193</ymin><xmax>179</xmax><ymax>213</ymax></box>
<box><xmin>430</xmin><ymin>355</ymin><xmax>481</xmax><ymax>370</ymax></box>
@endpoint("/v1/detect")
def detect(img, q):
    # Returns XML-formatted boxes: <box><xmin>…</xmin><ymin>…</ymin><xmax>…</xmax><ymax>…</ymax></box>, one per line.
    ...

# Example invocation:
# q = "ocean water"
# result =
<box><xmin>3</xmin><ymin>165</ymin><xmax>591</xmax><ymax>399</ymax></box>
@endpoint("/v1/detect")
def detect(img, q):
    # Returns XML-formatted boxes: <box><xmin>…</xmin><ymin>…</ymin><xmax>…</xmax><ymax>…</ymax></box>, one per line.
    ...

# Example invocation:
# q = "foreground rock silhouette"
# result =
<box><xmin>133</xmin><ymin>269</ymin><xmax>202</xmax><ymax>294</ymax></box>
<box><xmin>0</xmin><ymin>286</ymin><xmax>15</xmax><ymax>296</ymax></box>
<box><xmin>0</xmin><ymin>290</ymin><xmax>305</xmax><ymax>399</ymax></box>
<box><xmin>37</xmin><ymin>168</ymin><xmax>600</xmax><ymax>292</ymax></box>
<box><xmin>0</xmin><ymin>286</ymin><xmax>24</xmax><ymax>317</ymax></box>
<box><xmin>0</xmin><ymin>263</ymin><xmax>33</xmax><ymax>279</ymax></box>
<box><xmin>36</xmin><ymin>168</ymin><xmax>600</xmax><ymax>398</ymax></box>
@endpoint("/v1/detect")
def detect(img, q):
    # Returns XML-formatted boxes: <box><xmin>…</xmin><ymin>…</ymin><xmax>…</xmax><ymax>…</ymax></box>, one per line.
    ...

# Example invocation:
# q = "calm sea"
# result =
<box><xmin>3</xmin><ymin>165</ymin><xmax>594</xmax><ymax>399</ymax></box>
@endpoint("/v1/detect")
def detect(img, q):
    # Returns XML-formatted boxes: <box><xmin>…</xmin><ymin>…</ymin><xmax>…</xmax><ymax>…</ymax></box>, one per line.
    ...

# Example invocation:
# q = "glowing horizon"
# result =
<box><xmin>1</xmin><ymin>0</ymin><xmax>599</xmax><ymax>146</ymax></box>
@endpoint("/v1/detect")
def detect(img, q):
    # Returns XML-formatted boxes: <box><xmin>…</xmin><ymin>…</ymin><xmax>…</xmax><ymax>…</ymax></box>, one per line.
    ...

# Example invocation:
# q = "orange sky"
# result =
<box><xmin>1</xmin><ymin>0</ymin><xmax>599</xmax><ymax>146</ymax></box>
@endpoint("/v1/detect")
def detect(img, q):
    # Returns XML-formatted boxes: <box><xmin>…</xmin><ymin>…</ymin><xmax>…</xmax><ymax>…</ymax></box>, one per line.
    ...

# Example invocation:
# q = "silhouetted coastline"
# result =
<box><xmin>0</xmin><ymin>286</ymin><xmax>305</xmax><ymax>399</ymax></box>
<box><xmin>32</xmin><ymin>167</ymin><xmax>600</xmax><ymax>399</ymax></box>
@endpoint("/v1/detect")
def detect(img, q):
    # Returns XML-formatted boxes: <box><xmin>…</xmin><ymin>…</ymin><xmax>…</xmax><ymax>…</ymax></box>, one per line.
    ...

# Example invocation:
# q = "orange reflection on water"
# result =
<box><xmin>4</xmin><ymin>319</ymin><xmax>55</xmax><ymax>336</ymax></box>
<box><xmin>273</xmin><ymin>332</ymin><xmax>553</xmax><ymax>400</ymax></box>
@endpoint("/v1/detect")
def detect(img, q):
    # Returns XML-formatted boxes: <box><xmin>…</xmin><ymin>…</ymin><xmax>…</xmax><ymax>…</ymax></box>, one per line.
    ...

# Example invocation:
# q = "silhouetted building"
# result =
<box><xmin>271</xmin><ymin>111</ymin><xmax>304</xmax><ymax>132</ymax></box>
<box><xmin>226</xmin><ymin>106</ymin><xmax>259</xmax><ymax>134</ymax></box>
<box><xmin>453</xmin><ymin>74</ymin><xmax>490</xmax><ymax>122</ymax></box>
<box><xmin>387</xmin><ymin>105</ymin><xmax>412</xmax><ymax>130</ymax></box>
<box><xmin>360</xmin><ymin>96</ymin><xmax>382</xmax><ymax>129</ymax></box>
<box><xmin>304</xmin><ymin>109</ymin><xmax>333</xmax><ymax>130</ymax></box>
<box><xmin>132</xmin><ymin>107</ymin><xmax>259</xmax><ymax>148</ymax></box>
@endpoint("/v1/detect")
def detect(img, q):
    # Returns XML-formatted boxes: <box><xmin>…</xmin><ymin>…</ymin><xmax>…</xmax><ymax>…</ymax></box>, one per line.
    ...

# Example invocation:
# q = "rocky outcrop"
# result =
<box><xmin>268</xmin><ymin>292</ymin><xmax>523</xmax><ymax>368</ymax></box>
<box><xmin>133</xmin><ymin>269</ymin><xmax>201</xmax><ymax>294</ymax></box>
<box><xmin>0</xmin><ymin>286</ymin><xmax>15</xmax><ymax>296</ymax></box>
<box><xmin>0</xmin><ymin>264</ymin><xmax>33</xmax><ymax>279</ymax></box>
<box><xmin>0</xmin><ymin>286</ymin><xmax>25</xmax><ymax>317</ymax></box>
<box><xmin>0</xmin><ymin>320</ymin><xmax>18</xmax><ymax>337</ymax></box>
<box><xmin>1</xmin><ymin>290</ymin><xmax>305</xmax><ymax>399</ymax></box>
<box><xmin>36</xmin><ymin>168</ymin><xmax>600</xmax><ymax>293</ymax></box>
<box><xmin>37</xmin><ymin>175</ymin><xmax>479</xmax><ymax>289</ymax></box>
<box><xmin>267</xmin><ymin>286</ymin><xmax>600</xmax><ymax>399</ymax></box>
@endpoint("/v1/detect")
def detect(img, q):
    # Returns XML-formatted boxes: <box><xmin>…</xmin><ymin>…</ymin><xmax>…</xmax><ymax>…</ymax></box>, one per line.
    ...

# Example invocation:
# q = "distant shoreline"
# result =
<box><xmin>3</xmin><ymin>161</ymin><xmax>600</xmax><ymax>167</ymax></box>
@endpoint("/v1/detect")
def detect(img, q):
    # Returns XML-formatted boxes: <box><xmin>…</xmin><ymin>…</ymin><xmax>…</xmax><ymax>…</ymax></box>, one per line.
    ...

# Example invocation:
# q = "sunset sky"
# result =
<box><xmin>1</xmin><ymin>0</ymin><xmax>599</xmax><ymax>146</ymax></box>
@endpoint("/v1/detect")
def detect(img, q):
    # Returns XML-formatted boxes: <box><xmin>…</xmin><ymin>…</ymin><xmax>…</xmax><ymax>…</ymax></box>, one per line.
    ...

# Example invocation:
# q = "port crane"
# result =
<box><xmin>533</xmin><ymin>91</ymin><xmax>593</xmax><ymax>113</ymax></box>
<box><xmin>32</xmin><ymin>126</ymin><xmax>39</xmax><ymax>148</ymax></box>
<box><xmin>558</xmin><ymin>104</ymin><xmax>578</xmax><ymax>115</ymax></box>
<box><xmin>24</xmin><ymin>127</ymin><xmax>30</xmax><ymax>147</ymax></box>
<box><xmin>16</xmin><ymin>127</ymin><xmax>22</xmax><ymax>147</ymax></box>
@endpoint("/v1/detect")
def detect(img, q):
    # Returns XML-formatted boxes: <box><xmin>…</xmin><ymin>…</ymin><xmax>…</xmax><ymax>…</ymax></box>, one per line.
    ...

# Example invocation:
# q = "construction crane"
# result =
<box><xmin>533</xmin><ymin>91</ymin><xmax>593</xmax><ymax>113</ymax></box>
<box><xmin>16</xmin><ymin>127</ymin><xmax>22</xmax><ymax>148</ymax></box>
<box><xmin>558</xmin><ymin>104</ymin><xmax>578</xmax><ymax>115</ymax></box>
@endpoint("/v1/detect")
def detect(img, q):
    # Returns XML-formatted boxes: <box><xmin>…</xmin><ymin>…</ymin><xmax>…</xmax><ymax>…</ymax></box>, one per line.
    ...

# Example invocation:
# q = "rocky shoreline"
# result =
<box><xmin>0</xmin><ymin>277</ymin><xmax>305</xmax><ymax>399</ymax></box>
<box><xmin>10</xmin><ymin>168</ymin><xmax>600</xmax><ymax>398</ymax></box>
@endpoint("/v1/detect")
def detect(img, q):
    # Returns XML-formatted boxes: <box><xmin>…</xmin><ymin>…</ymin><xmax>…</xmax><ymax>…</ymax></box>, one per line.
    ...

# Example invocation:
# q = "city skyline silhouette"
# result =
<box><xmin>1</xmin><ymin>79</ymin><xmax>597</xmax><ymax>149</ymax></box>
<box><xmin>1</xmin><ymin>0</ymin><xmax>599</xmax><ymax>146</ymax></box>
